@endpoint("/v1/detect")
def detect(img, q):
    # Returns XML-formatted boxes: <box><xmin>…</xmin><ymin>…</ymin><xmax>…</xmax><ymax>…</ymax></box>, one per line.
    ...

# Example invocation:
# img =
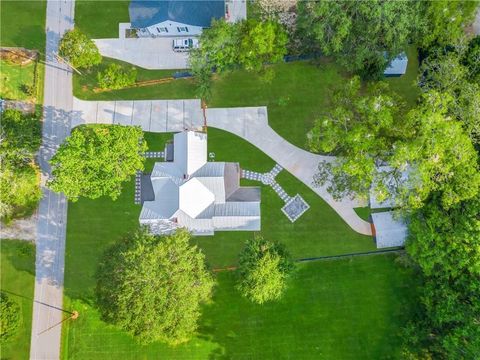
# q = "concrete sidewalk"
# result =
<box><xmin>30</xmin><ymin>0</ymin><xmax>75</xmax><ymax>359</ymax></box>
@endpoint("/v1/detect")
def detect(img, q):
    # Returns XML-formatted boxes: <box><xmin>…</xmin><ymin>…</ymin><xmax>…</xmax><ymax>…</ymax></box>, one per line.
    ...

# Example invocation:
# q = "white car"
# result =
<box><xmin>172</xmin><ymin>38</ymin><xmax>199</xmax><ymax>52</ymax></box>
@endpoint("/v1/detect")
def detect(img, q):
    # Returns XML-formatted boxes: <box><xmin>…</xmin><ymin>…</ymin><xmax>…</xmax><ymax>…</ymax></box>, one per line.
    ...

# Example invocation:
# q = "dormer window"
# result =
<box><xmin>177</xmin><ymin>26</ymin><xmax>188</xmax><ymax>32</ymax></box>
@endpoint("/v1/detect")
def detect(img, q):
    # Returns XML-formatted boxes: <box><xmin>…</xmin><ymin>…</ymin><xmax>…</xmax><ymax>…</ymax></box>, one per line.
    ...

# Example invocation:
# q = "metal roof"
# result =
<box><xmin>384</xmin><ymin>52</ymin><xmax>408</xmax><ymax>76</ymax></box>
<box><xmin>129</xmin><ymin>0</ymin><xmax>225</xmax><ymax>29</ymax></box>
<box><xmin>372</xmin><ymin>211</ymin><xmax>408</xmax><ymax>248</ymax></box>
<box><xmin>139</xmin><ymin>130</ymin><xmax>260</xmax><ymax>236</ymax></box>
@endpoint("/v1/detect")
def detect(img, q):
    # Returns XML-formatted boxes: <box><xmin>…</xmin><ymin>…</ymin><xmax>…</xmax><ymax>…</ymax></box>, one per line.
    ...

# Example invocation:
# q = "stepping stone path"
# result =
<box><xmin>241</xmin><ymin>164</ymin><xmax>310</xmax><ymax>222</ymax></box>
<box><xmin>144</xmin><ymin>151</ymin><xmax>165</xmax><ymax>159</ymax></box>
<box><xmin>134</xmin><ymin>171</ymin><xmax>142</xmax><ymax>204</ymax></box>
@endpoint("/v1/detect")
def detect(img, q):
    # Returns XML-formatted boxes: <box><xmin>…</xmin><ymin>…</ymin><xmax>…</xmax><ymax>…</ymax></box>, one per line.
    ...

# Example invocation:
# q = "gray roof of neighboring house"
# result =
<box><xmin>384</xmin><ymin>52</ymin><xmax>408</xmax><ymax>75</ymax></box>
<box><xmin>129</xmin><ymin>0</ymin><xmax>225</xmax><ymax>29</ymax></box>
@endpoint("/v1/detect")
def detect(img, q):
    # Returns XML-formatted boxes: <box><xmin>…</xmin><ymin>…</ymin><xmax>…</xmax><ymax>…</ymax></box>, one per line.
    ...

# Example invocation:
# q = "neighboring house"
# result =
<box><xmin>129</xmin><ymin>0</ymin><xmax>226</xmax><ymax>37</ymax></box>
<box><xmin>384</xmin><ymin>52</ymin><xmax>408</xmax><ymax>77</ymax></box>
<box><xmin>140</xmin><ymin>131</ymin><xmax>261</xmax><ymax>235</ymax></box>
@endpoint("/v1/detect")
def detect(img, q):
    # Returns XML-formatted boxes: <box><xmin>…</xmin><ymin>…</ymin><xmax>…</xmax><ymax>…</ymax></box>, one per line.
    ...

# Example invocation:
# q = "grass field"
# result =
<box><xmin>73</xmin><ymin>57</ymin><xmax>196</xmax><ymax>101</ymax></box>
<box><xmin>75</xmin><ymin>0</ymin><xmax>130</xmax><ymax>39</ymax></box>
<box><xmin>0</xmin><ymin>60</ymin><xmax>36</xmax><ymax>100</ymax></box>
<box><xmin>63</xmin><ymin>252</ymin><xmax>416</xmax><ymax>359</ymax></box>
<box><xmin>0</xmin><ymin>0</ymin><xmax>46</xmax><ymax>50</ymax></box>
<box><xmin>0</xmin><ymin>240</ymin><xmax>36</xmax><ymax>360</ymax></box>
<box><xmin>60</xmin><ymin>128</ymin><xmax>412</xmax><ymax>358</ymax></box>
<box><xmin>74</xmin><ymin>55</ymin><xmax>419</xmax><ymax>150</ymax></box>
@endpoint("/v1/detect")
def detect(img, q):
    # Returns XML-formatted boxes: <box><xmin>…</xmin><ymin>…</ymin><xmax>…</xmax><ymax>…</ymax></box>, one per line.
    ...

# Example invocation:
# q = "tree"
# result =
<box><xmin>238</xmin><ymin>20</ymin><xmax>288</xmax><ymax>72</ymax></box>
<box><xmin>309</xmin><ymin>82</ymin><xmax>480</xmax><ymax>209</ymax></box>
<box><xmin>392</xmin><ymin>92</ymin><xmax>480</xmax><ymax>209</ymax></box>
<box><xmin>297</xmin><ymin>0</ymin><xmax>419</xmax><ymax>78</ymax></box>
<box><xmin>462</xmin><ymin>36</ymin><xmax>480</xmax><ymax>83</ymax></box>
<box><xmin>0</xmin><ymin>109</ymin><xmax>41</xmax><ymax>222</ymax></box>
<box><xmin>58</xmin><ymin>29</ymin><xmax>101</xmax><ymax>69</ymax></box>
<box><xmin>96</xmin><ymin>228</ymin><xmax>214</xmax><ymax>345</ymax></box>
<box><xmin>308</xmin><ymin>77</ymin><xmax>406</xmax><ymax>203</ymax></box>
<box><xmin>418</xmin><ymin>1</ymin><xmax>479</xmax><ymax>49</ymax></box>
<box><xmin>0</xmin><ymin>292</ymin><xmax>20</xmax><ymax>343</ymax></box>
<box><xmin>48</xmin><ymin>125</ymin><xmax>146</xmax><ymax>201</ymax></box>
<box><xmin>236</xmin><ymin>236</ymin><xmax>294</xmax><ymax>304</ymax></box>
<box><xmin>406</xmin><ymin>195</ymin><xmax>480</xmax><ymax>277</ymax></box>
<box><xmin>97</xmin><ymin>63</ymin><xmax>137</xmax><ymax>90</ymax></box>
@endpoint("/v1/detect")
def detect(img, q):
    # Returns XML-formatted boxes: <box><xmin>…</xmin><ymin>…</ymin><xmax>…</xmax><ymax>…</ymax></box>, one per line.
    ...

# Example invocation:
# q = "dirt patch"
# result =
<box><xmin>1</xmin><ymin>214</ymin><xmax>37</xmax><ymax>242</ymax></box>
<box><xmin>1</xmin><ymin>47</ymin><xmax>38</xmax><ymax>66</ymax></box>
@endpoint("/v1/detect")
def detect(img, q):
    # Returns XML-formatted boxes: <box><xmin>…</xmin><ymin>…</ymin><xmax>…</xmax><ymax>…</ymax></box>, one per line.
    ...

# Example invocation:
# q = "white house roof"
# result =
<box><xmin>140</xmin><ymin>130</ymin><xmax>260</xmax><ymax>236</ymax></box>
<box><xmin>179</xmin><ymin>178</ymin><xmax>215</xmax><ymax>218</ymax></box>
<box><xmin>174</xmin><ymin>131</ymin><xmax>207</xmax><ymax>176</ymax></box>
<box><xmin>372</xmin><ymin>211</ymin><xmax>408</xmax><ymax>248</ymax></box>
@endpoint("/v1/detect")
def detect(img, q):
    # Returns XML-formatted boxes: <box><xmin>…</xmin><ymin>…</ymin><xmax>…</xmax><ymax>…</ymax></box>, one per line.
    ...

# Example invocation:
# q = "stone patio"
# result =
<box><xmin>281</xmin><ymin>195</ymin><xmax>310</xmax><ymax>222</ymax></box>
<box><xmin>241</xmin><ymin>164</ymin><xmax>310</xmax><ymax>222</ymax></box>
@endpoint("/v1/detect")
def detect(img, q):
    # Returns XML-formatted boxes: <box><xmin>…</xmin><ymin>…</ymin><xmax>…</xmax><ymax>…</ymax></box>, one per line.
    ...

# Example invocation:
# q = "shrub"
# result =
<box><xmin>0</xmin><ymin>292</ymin><xmax>20</xmax><ymax>343</ymax></box>
<box><xmin>97</xmin><ymin>64</ymin><xmax>137</xmax><ymax>90</ymax></box>
<box><xmin>236</xmin><ymin>236</ymin><xmax>294</xmax><ymax>304</ymax></box>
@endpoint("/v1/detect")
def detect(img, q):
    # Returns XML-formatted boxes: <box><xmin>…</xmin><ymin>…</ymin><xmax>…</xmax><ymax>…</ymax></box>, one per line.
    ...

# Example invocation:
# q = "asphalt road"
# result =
<box><xmin>29</xmin><ymin>1</ymin><xmax>74</xmax><ymax>359</ymax></box>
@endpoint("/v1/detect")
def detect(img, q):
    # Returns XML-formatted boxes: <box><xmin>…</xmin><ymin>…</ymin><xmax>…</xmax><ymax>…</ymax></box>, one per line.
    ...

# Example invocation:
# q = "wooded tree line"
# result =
<box><xmin>302</xmin><ymin>1</ymin><xmax>479</xmax><ymax>358</ymax></box>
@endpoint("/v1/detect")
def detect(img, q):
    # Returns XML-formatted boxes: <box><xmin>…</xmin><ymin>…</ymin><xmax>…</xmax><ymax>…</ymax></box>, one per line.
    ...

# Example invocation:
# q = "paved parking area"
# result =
<box><xmin>94</xmin><ymin>37</ymin><xmax>189</xmax><ymax>70</ymax></box>
<box><xmin>72</xmin><ymin>98</ymin><xmax>203</xmax><ymax>132</ymax></box>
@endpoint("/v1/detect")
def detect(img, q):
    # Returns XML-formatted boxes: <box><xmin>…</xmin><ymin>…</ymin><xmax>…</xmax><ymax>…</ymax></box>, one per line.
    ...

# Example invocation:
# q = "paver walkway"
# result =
<box><xmin>30</xmin><ymin>0</ymin><xmax>75</xmax><ymax>359</ymax></box>
<box><xmin>206</xmin><ymin>107</ymin><xmax>372</xmax><ymax>235</ymax></box>
<box><xmin>72</xmin><ymin>100</ymin><xmax>371</xmax><ymax>235</ymax></box>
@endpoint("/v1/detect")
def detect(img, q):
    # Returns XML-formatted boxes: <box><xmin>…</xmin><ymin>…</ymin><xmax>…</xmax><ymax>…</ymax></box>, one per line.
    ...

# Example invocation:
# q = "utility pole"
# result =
<box><xmin>37</xmin><ymin>310</ymin><xmax>79</xmax><ymax>336</ymax></box>
<box><xmin>54</xmin><ymin>52</ymin><xmax>82</xmax><ymax>75</ymax></box>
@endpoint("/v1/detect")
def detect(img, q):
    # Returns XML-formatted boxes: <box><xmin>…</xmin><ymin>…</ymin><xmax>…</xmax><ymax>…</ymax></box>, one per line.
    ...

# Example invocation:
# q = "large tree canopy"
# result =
<box><xmin>58</xmin><ymin>29</ymin><xmax>102</xmax><ymax>69</ymax></box>
<box><xmin>418</xmin><ymin>0</ymin><xmax>479</xmax><ymax>49</ymax></box>
<box><xmin>236</xmin><ymin>236</ymin><xmax>294</xmax><ymax>304</ymax></box>
<box><xmin>309</xmin><ymin>79</ymin><xmax>480</xmax><ymax>209</ymax></box>
<box><xmin>49</xmin><ymin>125</ymin><xmax>146</xmax><ymax>201</ymax></box>
<box><xmin>96</xmin><ymin>228</ymin><xmax>215</xmax><ymax>345</ymax></box>
<box><xmin>297</xmin><ymin>0</ymin><xmax>419</xmax><ymax>78</ymax></box>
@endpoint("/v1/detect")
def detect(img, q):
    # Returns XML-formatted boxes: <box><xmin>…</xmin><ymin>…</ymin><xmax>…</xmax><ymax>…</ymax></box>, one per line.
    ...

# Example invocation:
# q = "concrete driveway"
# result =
<box><xmin>94</xmin><ymin>37</ymin><xmax>189</xmax><ymax>70</ymax></box>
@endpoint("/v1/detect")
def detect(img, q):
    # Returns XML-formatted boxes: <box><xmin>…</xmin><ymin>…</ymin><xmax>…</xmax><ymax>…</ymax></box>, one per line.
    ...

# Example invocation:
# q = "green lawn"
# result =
<box><xmin>61</xmin><ymin>128</ymin><xmax>415</xmax><ymax>358</ymax></box>
<box><xmin>0</xmin><ymin>240</ymin><xmax>36</xmax><ymax>360</ymax></box>
<box><xmin>73</xmin><ymin>57</ymin><xmax>196</xmax><ymax>101</ymax></box>
<box><xmin>75</xmin><ymin>0</ymin><xmax>130</xmax><ymax>38</ymax></box>
<box><xmin>74</xmin><ymin>56</ymin><xmax>419</xmax><ymax>150</ymax></box>
<box><xmin>0</xmin><ymin>60</ymin><xmax>36</xmax><ymax>100</ymax></box>
<box><xmin>0</xmin><ymin>0</ymin><xmax>46</xmax><ymax>50</ymax></box>
<box><xmin>63</xmin><ymin>253</ymin><xmax>416</xmax><ymax>359</ymax></box>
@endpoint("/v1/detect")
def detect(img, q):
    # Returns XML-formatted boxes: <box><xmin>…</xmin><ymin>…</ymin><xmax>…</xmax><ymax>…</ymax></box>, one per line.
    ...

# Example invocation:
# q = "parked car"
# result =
<box><xmin>172</xmin><ymin>38</ymin><xmax>199</xmax><ymax>52</ymax></box>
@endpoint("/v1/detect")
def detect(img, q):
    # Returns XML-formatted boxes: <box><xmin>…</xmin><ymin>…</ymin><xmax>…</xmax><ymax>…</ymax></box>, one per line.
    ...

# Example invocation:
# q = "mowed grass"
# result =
<box><xmin>63</xmin><ymin>250</ymin><xmax>416</xmax><ymax>359</ymax></box>
<box><xmin>74</xmin><ymin>56</ymin><xmax>419</xmax><ymax>150</ymax></box>
<box><xmin>0</xmin><ymin>0</ymin><xmax>46</xmax><ymax>50</ymax></box>
<box><xmin>75</xmin><ymin>0</ymin><xmax>130</xmax><ymax>39</ymax></box>
<box><xmin>0</xmin><ymin>240</ymin><xmax>36</xmax><ymax>360</ymax></box>
<box><xmin>0</xmin><ymin>60</ymin><xmax>36</xmax><ymax>100</ymax></box>
<box><xmin>73</xmin><ymin>57</ymin><xmax>196</xmax><ymax>101</ymax></box>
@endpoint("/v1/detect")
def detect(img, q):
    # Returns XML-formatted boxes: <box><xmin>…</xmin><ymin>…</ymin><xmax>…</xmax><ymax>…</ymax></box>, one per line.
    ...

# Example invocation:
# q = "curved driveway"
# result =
<box><xmin>73</xmin><ymin>98</ymin><xmax>372</xmax><ymax>235</ymax></box>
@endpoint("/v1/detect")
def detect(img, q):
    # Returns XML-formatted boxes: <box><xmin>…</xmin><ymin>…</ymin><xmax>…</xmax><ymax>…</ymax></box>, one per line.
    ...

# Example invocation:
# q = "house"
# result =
<box><xmin>139</xmin><ymin>131</ymin><xmax>261</xmax><ymax>235</ymax></box>
<box><xmin>384</xmin><ymin>52</ymin><xmax>408</xmax><ymax>77</ymax></box>
<box><xmin>129</xmin><ymin>0</ymin><xmax>227</xmax><ymax>37</ymax></box>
